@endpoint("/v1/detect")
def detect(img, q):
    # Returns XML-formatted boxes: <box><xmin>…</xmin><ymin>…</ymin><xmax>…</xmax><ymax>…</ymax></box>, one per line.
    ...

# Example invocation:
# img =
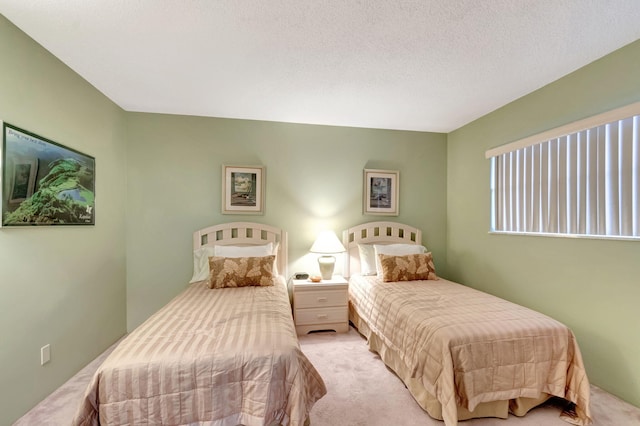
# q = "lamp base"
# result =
<box><xmin>317</xmin><ymin>255</ymin><xmax>336</xmax><ymax>280</ymax></box>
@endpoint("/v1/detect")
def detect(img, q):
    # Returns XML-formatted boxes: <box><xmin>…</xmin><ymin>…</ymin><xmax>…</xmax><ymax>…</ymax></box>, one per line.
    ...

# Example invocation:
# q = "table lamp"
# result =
<box><xmin>309</xmin><ymin>230</ymin><xmax>346</xmax><ymax>280</ymax></box>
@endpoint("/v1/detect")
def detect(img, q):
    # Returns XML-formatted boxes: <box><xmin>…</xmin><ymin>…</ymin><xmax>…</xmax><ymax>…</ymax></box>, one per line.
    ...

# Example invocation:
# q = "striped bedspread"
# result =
<box><xmin>72</xmin><ymin>278</ymin><xmax>326</xmax><ymax>426</ymax></box>
<box><xmin>349</xmin><ymin>275</ymin><xmax>591</xmax><ymax>426</ymax></box>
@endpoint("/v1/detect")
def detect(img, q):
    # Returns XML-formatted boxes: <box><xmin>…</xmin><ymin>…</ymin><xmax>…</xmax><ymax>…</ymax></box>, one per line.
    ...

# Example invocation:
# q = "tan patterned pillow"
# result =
<box><xmin>378</xmin><ymin>252</ymin><xmax>437</xmax><ymax>282</ymax></box>
<box><xmin>208</xmin><ymin>255</ymin><xmax>276</xmax><ymax>289</ymax></box>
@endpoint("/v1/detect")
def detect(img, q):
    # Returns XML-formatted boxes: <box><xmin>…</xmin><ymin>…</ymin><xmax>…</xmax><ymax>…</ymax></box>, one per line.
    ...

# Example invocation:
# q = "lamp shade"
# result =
<box><xmin>309</xmin><ymin>230</ymin><xmax>346</xmax><ymax>254</ymax></box>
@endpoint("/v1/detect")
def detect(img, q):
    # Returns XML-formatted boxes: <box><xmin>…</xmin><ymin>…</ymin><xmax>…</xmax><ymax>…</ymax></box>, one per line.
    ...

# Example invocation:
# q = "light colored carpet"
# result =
<box><xmin>14</xmin><ymin>327</ymin><xmax>640</xmax><ymax>426</ymax></box>
<box><xmin>303</xmin><ymin>328</ymin><xmax>640</xmax><ymax>426</ymax></box>
<box><xmin>13</xmin><ymin>340</ymin><xmax>119</xmax><ymax>426</ymax></box>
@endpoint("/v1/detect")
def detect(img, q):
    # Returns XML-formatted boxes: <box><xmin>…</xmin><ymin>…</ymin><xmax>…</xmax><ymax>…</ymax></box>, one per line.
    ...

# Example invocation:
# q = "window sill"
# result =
<box><xmin>488</xmin><ymin>230</ymin><xmax>640</xmax><ymax>242</ymax></box>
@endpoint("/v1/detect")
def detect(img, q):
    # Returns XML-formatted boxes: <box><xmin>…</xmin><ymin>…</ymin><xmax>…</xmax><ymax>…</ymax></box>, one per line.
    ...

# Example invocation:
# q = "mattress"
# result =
<box><xmin>72</xmin><ymin>277</ymin><xmax>326</xmax><ymax>426</ymax></box>
<box><xmin>348</xmin><ymin>274</ymin><xmax>591</xmax><ymax>426</ymax></box>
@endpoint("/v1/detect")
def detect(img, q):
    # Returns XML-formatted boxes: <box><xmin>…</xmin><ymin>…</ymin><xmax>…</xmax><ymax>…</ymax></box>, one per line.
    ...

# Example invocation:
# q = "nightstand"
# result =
<box><xmin>293</xmin><ymin>276</ymin><xmax>348</xmax><ymax>335</ymax></box>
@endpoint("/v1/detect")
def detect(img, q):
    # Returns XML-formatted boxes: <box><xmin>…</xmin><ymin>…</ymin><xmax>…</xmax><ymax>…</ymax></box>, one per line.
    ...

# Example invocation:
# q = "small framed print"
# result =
<box><xmin>222</xmin><ymin>165</ymin><xmax>265</xmax><ymax>215</ymax></box>
<box><xmin>363</xmin><ymin>169</ymin><xmax>399</xmax><ymax>216</ymax></box>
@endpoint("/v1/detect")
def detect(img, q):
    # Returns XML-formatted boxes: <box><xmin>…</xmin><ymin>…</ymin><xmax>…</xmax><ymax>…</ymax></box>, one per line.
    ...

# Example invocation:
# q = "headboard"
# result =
<box><xmin>193</xmin><ymin>222</ymin><xmax>288</xmax><ymax>278</ymax></box>
<box><xmin>342</xmin><ymin>221</ymin><xmax>422</xmax><ymax>278</ymax></box>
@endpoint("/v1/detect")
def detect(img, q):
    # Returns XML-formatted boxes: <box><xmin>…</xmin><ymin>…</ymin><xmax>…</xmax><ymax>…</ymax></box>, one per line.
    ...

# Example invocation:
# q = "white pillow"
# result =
<box><xmin>214</xmin><ymin>242</ymin><xmax>274</xmax><ymax>258</ymax></box>
<box><xmin>189</xmin><ymin>242</ymin><xmax>276</xmax><ymax>283</ymax></box>
<box><xmin>357</xmin><ymin>244</ymin><xmax>377</xmax><ymax>275</ymax></box>
<box><xmin>374</xmin><ymin>243</ymin><xmax>426</xmax><ymax>277</ymax></box>
<box><xmin>190</xmin><ymin>246</ymin><xmax>216</xmax><ymax>283</ymax></box>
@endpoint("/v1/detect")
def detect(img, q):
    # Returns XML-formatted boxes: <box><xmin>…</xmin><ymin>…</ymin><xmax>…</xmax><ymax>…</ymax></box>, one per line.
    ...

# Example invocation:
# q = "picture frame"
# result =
<box><xmin>363</xmin><ymin>169</ymin><xmax>399</xmax><ymax>216</ymax></box>
<box><xmin>2</xmin><ymin>122</ymin><xmax>95</xmax><ymax>226</ymax></box>
<box><xmin>222</xmin><ymin>165</ymin><xmax>265</xmax><ymax>215</ymax></box>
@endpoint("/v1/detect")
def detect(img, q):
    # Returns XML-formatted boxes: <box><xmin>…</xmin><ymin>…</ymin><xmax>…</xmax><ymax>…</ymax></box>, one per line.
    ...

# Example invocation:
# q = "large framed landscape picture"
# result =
<box><xmin>1</xmin><ymin>122</ymin><xmax>95</xmax><ymax>226</ymax></box>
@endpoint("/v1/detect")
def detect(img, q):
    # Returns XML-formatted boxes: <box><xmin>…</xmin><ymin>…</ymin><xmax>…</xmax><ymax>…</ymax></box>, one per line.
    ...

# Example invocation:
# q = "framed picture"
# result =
<box><xmin>363</xmin><ymin>169</ymin><xmax>399</xmax><ymax>216</ymax></box>
<box><xmin>222</xmin><ymin>165</ymin><xmax>265</xmax><ymax>215</ymax></box>
<box><xmin>2</xmin><ymin>122</ymin><xmax>95</xmax><ymax>226</ymax></box>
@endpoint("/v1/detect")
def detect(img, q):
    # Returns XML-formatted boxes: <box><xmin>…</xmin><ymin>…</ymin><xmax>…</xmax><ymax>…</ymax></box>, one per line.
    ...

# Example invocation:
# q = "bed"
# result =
<box><xmin>72</xmin><ymin>222</ymin><xmax>327</xmax><ymax>426</ymax></box>
<box><xmin>343</xmin><ymin>221</ymin><xmax>591</xmax><ymax>426</ymax></box>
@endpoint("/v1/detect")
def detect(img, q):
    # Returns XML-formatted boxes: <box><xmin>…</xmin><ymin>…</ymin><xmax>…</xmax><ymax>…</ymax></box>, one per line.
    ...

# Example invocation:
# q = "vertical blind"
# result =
<box><xmin>488</xmin><ymin>106</ymin><xmax>640</xmax><ymax>238</ymax></box>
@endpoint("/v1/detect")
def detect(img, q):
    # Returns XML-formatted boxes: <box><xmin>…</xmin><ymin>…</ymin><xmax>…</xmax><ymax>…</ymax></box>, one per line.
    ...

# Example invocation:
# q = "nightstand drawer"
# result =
<box><xmin>294</xmin><ymin>289</ymin><xmax>347</xmax><ymax>309</ymax></box>
<box><xmin>295</xmin><ymin>307</ymin><xmax>348</xmax><ymax>326</ymax></box>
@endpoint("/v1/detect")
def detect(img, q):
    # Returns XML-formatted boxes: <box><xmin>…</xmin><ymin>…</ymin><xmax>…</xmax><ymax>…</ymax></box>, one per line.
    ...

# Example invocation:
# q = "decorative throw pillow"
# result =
<box><xmin>374</xmin><ymin>243</ymin><xmax>426</xmax><ymax>278</ymax></box>
<box><xmin>190</xmin><ymin>243</ymin><xmax>277</xmax><ymax>284</ymax></box>
<box><xmin>378</xmin><ymin>252</ymin><xmax>437</xmax><ymax>282</ymax></box>
<box><xmin>208</xmin><ymin>255</ymin><xmax>276</xmax><ymax>289</ymax></box>
<box><xmin>216</xmin><ymin>242</ymin><xmax>279</xmax><ymax>276</ymax></box>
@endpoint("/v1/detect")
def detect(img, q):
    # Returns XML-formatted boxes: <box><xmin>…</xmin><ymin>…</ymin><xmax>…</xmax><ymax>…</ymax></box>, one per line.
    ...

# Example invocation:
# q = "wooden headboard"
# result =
<box><xmin>193</xmin><ymin>222</ymin><xmax>288</xmax><ymax>278</ymax></box>
<box><xmin>342</xmin><ymin>221</ymin><xmax>422</xmax><ymax>278</ymax></box>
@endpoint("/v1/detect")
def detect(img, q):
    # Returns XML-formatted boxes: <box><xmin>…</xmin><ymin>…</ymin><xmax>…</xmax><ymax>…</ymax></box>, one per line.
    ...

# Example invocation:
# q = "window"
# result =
<box><xmin>486</xmin><ymin>102</ymin><xmax>640</xmax><ymax>239</ymax></box>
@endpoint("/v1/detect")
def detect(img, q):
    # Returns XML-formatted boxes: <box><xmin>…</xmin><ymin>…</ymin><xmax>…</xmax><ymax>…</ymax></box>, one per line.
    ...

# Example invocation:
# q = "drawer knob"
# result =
<box><xmin>317</xmin><ymin>297</ymin><xmax>328</xmax><ymax>302</ymax></box>
<box><xmin>317</xmin><ymin>314</ymin><xmax>329</xmax><ymax>319</ymax></box>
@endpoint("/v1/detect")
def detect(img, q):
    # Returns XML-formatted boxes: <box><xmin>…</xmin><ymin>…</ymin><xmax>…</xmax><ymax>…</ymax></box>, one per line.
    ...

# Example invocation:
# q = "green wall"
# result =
<box><xmin>126</xmin><ymin>113</ymin><xmax>447</xmax><ymax>330</ymax></box>
<box><xmin>3</xmin><ymin>10</ymin><xmax>639</xmax><ymax>423</ymax></box>
<box><xmin>447</xmin><ymin>39</ymin><xmax>640</xmax><ymax>407</ymax></box>
<box><xmin>0</xmin><ymin>16</ymin><xmax>127</xmax><ymax>424</ymax></box>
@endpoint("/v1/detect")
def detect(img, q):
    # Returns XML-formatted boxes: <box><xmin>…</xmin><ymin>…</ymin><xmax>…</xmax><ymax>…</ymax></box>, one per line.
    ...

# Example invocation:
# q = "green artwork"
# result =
<box><xmin>2</xmin><ymin>123</ymin><xmax>95</xmax><ymax>226</ymax></box>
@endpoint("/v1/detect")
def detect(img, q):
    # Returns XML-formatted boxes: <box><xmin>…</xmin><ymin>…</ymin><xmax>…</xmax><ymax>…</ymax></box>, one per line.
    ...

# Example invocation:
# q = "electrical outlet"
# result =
<box><xmin>41</xmin><ymin>344</ymin><xmax>50</xmax><ymax>365</ymax></box>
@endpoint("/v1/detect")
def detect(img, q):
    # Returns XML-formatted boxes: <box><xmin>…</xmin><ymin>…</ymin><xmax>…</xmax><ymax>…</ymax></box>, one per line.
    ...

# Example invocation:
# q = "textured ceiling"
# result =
<box><xmin>1</xmin><ymin>1</ymin><xmax>640</xmax><ymax>132</ymax></box>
